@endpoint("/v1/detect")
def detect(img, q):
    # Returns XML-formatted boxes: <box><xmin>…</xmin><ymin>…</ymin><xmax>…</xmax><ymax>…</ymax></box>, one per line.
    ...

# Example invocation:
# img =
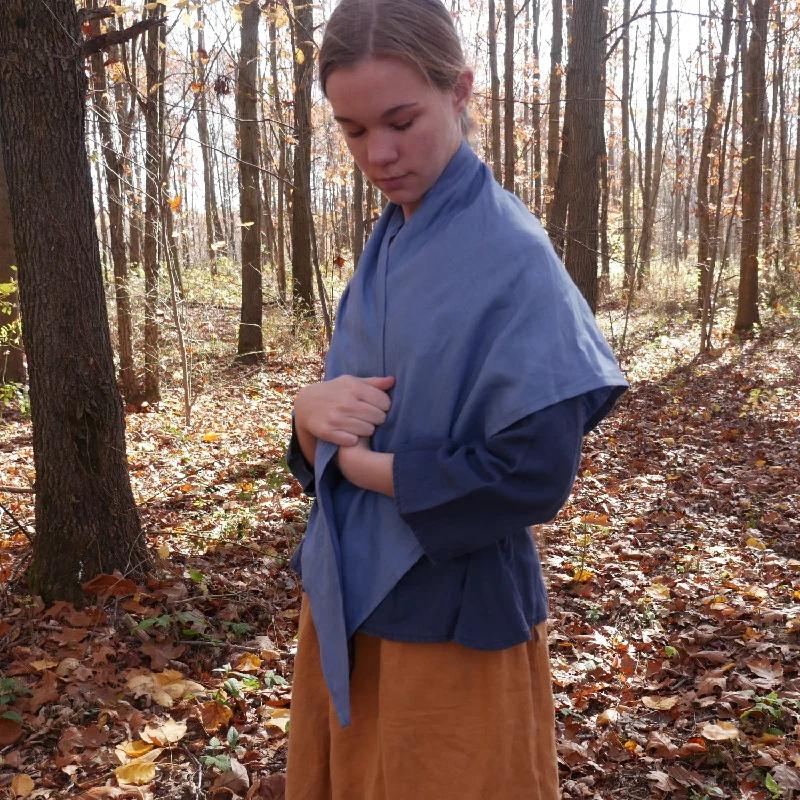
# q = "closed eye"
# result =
<box><xmin>392</xmin><ymin>119</ymin><xmax>414</xmax><ymax>132</ymax></box>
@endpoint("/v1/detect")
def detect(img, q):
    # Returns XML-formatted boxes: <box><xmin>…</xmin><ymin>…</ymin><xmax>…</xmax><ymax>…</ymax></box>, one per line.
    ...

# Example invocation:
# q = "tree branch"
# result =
<box><xmin>77</xmin><ymin>6</ymin><xmax>116</xmax><ymax>27</ymax></box>
<box><xmin>81</xmin><ymin>16</ymin><xmax>165</xmax><ymax>59</ymax></box>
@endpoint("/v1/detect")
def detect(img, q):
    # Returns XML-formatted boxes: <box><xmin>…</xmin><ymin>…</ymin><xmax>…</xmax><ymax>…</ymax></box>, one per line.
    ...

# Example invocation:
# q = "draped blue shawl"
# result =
<box><xmin>294</xmin><ymin>139</ymin><xmax>627</xmax><ymax>727</ymax></box>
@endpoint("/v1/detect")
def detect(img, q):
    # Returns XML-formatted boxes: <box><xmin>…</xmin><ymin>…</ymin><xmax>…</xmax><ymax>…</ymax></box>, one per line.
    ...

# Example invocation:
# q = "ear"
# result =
<box><xmin>453</xmin><ymin>69</ymin><xmax>474</xmax><ymax>115</ymax></box>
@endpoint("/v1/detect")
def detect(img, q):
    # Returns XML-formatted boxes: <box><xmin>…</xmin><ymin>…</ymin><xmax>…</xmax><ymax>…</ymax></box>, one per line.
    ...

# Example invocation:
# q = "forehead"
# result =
<box><xmin>325</xmin><ymin>57</ymin><xmax>438</xmax><ymax>122</ymax></box>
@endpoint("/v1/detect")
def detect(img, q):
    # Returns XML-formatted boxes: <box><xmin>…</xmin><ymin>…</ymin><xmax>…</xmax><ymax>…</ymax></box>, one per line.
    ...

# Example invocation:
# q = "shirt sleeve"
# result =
<box><xmin>392</xmin><ymin>395</ymin><xmax>584</xmax><ymax>564</ymax></box>
<box><xmin>285</xmin><ymin>414</ymin><xmax>316</xmax><ymax>497</ymax></box>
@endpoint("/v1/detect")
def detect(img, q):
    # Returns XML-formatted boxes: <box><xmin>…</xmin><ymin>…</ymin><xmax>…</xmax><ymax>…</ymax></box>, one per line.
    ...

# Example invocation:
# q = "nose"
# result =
<box><xmin>366</xmin><ymin>130</ymin><xmax>399</xmax><ymax>169</ymax></box>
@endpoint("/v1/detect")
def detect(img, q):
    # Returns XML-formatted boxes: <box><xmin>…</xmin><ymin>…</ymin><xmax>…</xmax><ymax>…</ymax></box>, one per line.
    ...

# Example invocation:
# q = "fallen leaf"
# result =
<box><xmin>746</xmin><ymin>537</ymin><xmax>766</xmax><ymax>550</ymax></box>
<box><xmin>646</xmin><ymin>731</ymin><xmax>679</xmax><ymax>758</ymax></box>
<box><xmin>642</xmin><ymin>695</ymin><xmax>680</xmax><ymax>710</ymax></box>
<box><xmin>596</xmin><ymin>708</ymin><xmax>619</xmax><ymax>726</ymax></box>
<box><xmin>114</xmin><ymin>761</ymin><xmax>156</xmax><ymax>786</ymax></box>
<box><xmin>0</xmin><ymin>717</ymin><xmax>23</xmax><ymax>745</ymax></box>
<box><xmin>11</xmin><ymin>773</ymin><xmax>34</xmax><ymax>798</ymax></box>
<box><xmin>263</xmin><ymin>707</ymin><xmax>290</xmax><ymax>732</ymax></box>
<box><xmin>140</xmin><ymin>642</ymin><xmax>186</xmax><ymax>671</ymax></box>
<box><xmin>140</xmin><ymin>718</ymin><xmax>187</xmax><ymax>746</ymax></box>
<box><xmin>698</xmin><ymin>720</ymin><xmax>740</xmax><ymax>741</ymax></box>
<box><xmin>234</xmin><ymin>652</ymin><xmax>262</xmax><ymax>672</ymax></box>
<box><xmin>199</xmin><ymin>701</ymin><xmax>232</xmax><ymax>733</ymax></box>
<box><xmin>83</xmin><ymin>573</ymin><xmax>138</xmax><ymax>598</ymax></box>
<box><xmin>27</xmin><ymin>670</ymin><xmax>59</xmax><ymax>713</ymax></box>
<box><xmin>115</xmin><ymin>740</ymin><xmax>155</xmax><ymax>762</ymax></box>
<box><xmin>645</xmin><ymin>583</ymin><xmax>671</xmax><ymax>600</ymax></box>
<box><xmin>212</xmin><ymin>758</ymin><xmax>249</xmax><ymax>795</ymax></box>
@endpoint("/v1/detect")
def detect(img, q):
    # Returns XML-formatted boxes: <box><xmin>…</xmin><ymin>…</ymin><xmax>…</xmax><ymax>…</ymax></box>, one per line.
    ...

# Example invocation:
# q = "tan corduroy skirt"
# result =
<box><xmin>285</xmin><ymin>597</ymin><xmax>559</xmax><ymax>800</ymax></box>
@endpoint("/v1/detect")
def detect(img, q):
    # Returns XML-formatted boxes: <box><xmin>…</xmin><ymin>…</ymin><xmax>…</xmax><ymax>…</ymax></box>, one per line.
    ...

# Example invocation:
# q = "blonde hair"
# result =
<box><xmin>319</xmin><ymin>0</ymin><xmax>475</xmax><ymax>136</ymax></box>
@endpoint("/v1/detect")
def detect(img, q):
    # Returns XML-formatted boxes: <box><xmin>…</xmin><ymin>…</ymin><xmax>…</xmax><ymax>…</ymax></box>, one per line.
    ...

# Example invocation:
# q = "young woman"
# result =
<box><xmin>284</xmin><ymin>1</ymin><xmax>627</xmax><ymax>797</ymax></box>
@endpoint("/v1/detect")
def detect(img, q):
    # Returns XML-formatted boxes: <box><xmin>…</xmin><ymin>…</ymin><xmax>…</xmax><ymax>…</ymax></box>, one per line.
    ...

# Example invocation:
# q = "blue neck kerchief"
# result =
<box><xmin>294</xmin><ymin>140</ymin><xmax>628</xmax><ymax>726</ymax></box>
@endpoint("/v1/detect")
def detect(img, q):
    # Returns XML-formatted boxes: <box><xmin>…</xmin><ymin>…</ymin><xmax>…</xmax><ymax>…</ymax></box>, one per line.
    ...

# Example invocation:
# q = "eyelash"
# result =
<box><xmin>346</xmin><ymin>119</ymin><xmax>415</xmax><ymax>139</ymax></box>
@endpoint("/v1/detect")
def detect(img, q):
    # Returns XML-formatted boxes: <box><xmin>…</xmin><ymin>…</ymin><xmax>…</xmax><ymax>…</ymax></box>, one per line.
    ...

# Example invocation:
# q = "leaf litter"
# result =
<box><xmin>0</xmin><ymin>303</ymin><xmax>798</xmax><ymax>799</ymax></box>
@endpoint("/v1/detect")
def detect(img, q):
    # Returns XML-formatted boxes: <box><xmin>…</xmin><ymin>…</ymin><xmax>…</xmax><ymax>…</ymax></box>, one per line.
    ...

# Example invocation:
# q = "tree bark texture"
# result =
<box><xmin>236</xmin><ymin>0</ymin><xmax>263</xmax><ymax>361</ymax></box>
<box><xmin>621</xmin><ymin>0</ymin><xmax>634</xmax><ymax>287</ymax></box>
<box><xmin>0</xmin><ymin>0</ymin><xmax>149</xmax><ymax>602</ymax></box>
<box><xmin>696</xmin><ymin>0</ymin><xmax>734</xmax><ymax>310</ymax></box>
<box><xmin>488</xmin><ymin>0</ymin><xmax>502</xmax><ymax>183</ymax></box>
<box><xmin>291</xmin><ymin>0</ymin><xmax>315</xmax><ymax>313</ymax></box>
<box><xmin>546</xmin><ymin>0</ymin><xmax>563</xmax><ymax>221</ymax></box>
<box><xmin>503</xmin><ymin>0</ymin><xmax>515</xmax><ymax>192</ymax></box>
<box><xmin>89</xmin><ymin>32</ymin><xmax>139</xmax><ymax>405</ymax></box>
<box><xmin>0</xmin><ymin>128</ymin><xmax>25</xmax><ymax>384</ymax></box>
<box><xmin>735</xmin><ymin>0</ymin><xmax>768</xmax><ymax>331</ymax></box>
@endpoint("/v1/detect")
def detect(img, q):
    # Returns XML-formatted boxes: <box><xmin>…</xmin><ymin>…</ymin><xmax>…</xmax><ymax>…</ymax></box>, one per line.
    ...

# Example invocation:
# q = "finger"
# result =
<box><xmin>353</xmin><ymin>401</ymin><xmax>387</xmax><ymax>426</ymax></box>
<box><xmin>358</xmin><ymin>385</ymin><xmax>393</xmax><ymax>412</ymax></box>
<box><xmin>341</xmin><ymin>417</ymin><xmax>376</xmax><ymax>438</ymax></box>
<box><xmin>361</xmin><ymin>376</ymin><xmax>395</xmax><ymax>390</ymax></box>
<box><xmin>329</xmin><ymin>430</ymin><xmax>359</xmax><ymax>447</ymax></box>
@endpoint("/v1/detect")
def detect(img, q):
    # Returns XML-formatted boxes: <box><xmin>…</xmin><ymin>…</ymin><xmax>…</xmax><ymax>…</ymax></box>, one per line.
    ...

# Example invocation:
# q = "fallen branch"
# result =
<box><xmin>0</xmin><ymin>485</ymin><xmax>34</xmax><ymax>494</ymax></box>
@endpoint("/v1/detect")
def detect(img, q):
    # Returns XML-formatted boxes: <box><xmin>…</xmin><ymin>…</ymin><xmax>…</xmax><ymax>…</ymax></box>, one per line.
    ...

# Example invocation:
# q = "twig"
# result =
<box><xmin>0</xmin><ymin>485</ymin><xmax>34</xmax><ymax>495</ymax></box>
<box><xmin>181</xmin><ymin>742</ymin><xmax>206</xmax><ymax>800</ymax></box>
<box><xmin>0</xmin><ymin>499</ymin><xmax>34</xmax><ymax>542</ymax></box>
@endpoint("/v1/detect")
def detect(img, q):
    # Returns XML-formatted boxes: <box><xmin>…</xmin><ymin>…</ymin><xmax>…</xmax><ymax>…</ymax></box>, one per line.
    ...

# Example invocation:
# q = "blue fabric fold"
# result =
<box><xmin>292</xmin><ymin>139</ymin><xmax>628</xmax><ymax>727</ymax></box>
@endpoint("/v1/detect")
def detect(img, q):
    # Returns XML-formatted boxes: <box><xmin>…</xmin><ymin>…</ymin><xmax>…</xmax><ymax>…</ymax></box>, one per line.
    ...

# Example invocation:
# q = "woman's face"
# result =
<box><xmin>326</xmin><ymin>57</ymin><xmax>473</xmax><ymax>218</ymax></box>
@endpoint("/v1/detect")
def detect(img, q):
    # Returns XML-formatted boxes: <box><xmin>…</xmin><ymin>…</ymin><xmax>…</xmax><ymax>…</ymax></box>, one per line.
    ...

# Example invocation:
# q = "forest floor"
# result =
<box><xmin>0</xmin><ymin>297</ymin><xmax>799</xmax><ymax>800</ymax></box>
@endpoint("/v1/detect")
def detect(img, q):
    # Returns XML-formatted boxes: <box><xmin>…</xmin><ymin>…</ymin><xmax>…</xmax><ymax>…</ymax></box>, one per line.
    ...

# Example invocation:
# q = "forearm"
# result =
<box><xmin>295</xmin><ymin>418</ymin><xmax>318</xmax><ymax>465</ymax></box>
<box><xmin>338</xmin><ymin>448</ymin><xmax>395</xmax><ymax>497</ymax></box>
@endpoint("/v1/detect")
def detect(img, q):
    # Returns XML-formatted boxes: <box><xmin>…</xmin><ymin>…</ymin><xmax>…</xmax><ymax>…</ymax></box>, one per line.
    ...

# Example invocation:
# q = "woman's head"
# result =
<box><xmin>320</xmin><ymin>0</ymin><xmax>474</xmax><ymax>217</ymax></box>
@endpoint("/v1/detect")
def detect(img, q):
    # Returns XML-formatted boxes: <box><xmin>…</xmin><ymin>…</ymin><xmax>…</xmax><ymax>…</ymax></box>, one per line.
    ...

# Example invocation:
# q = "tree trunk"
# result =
<box><xmin>269</xmin><ymin>7</ymin><xmax>287</xmax><ymax>305</ymax></box>
<box><xmin>531</xmin><ymin>0</ymin><xmax>543</xmax><ymax>214</ymax></box>
<box><xmin>503</xmin><ymin>0</ymin><xmax>515</xmax><ymax>192</ymax></box>
<box><xmin>696</xmin><ymin>0</ymin><xmax>734</xmax><ymax>311</ymax></box>
<box><xmin>0</xmin><ymin>0</ymin><xmax>150</xmax><ymax>602</ymax></box>
<box><xmin>488</xmin><ymin>0</ymin><xmax>502</xmax><ymax>182</ymax></box>
<box><xmin>558</xmin><ymin>0</ymin><xmax>605</xmax><ymax>313</ymax></box>
<box><xmin>638</xmin><ymin>0</ymin><xmax>657</xmax><ymax>285</ymax></box>
<box><xmin>762</xmin><ymin>36</ymin><xmax>777</xmax><ymax>272</ymax></box>
<box><xmin>777</xmin><ymin>5</ymin><xmax>789</xmax><ymax>270</ymax></box>
<box><xmin>352</xmin><ymin>164</ymin><xmax>365</xmax><ymax>268</ymax></box>
<box><xmin>236</xmin><ymin>1</ymin><xmax>263</xmax><ymax>361</ymax></box>
<box><xmin>0</xmin><ymin>128</ymin><xmax>25</xmax><ymax>384</ymax></box>
<box><xmin>197</xmin><ymin>8</ymin><xmax>224</xmax><ymax>267</ymax></box>
<box><xmin>143</xmin><ymin>7</ymin><xmax>165</xmax><ymax>403</ymax></box>
<box><xmin>546</xmin><ymin>0</ymin><xmax>563</xmax><ymax>222</ymax></box>
<box><xmin>734</xmin><ymin>0</ymin><xmax>768</xmax><ymax>332</ymax></box>
<box><xmin>89</xmin><ymin>30</ymin><xmax>139</xmax><ymax>405</ymax></box>
<box><xmin>291</xmin><ymin>0</ymin><xmax>315</xmax><ymax>314</ymax></box>
<box><xmin>621</xmin><ymin>0</ymin><xmax>634</xmax><ymax>287</ymax></box>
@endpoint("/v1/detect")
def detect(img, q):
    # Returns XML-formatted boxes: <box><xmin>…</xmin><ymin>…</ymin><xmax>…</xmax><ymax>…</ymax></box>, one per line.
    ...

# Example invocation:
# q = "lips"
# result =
<box><xmin>378</xmin><ymin>173</ymin><xmax>409</xmax><ymax>189</ymax></box>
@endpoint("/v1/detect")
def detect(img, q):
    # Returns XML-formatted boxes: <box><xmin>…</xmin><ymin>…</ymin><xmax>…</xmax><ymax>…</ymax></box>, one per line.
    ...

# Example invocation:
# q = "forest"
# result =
<box><xmin>0</xmin><ymin>0</ymin><xmax>799</xmax><ymax>797</ymax></box>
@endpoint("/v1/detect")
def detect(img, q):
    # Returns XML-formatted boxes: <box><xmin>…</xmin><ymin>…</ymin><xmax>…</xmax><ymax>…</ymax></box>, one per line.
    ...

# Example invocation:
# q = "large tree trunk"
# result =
<box><xmin>236</xmin><ymin>1</ymin><xmax>263</xmax><ymax>361</ymax></box>
<box><xmin>696</xmin><ymin>0</ymin><xmax>734</xmax><ymax>311</ymax></box>
<box><xmin>197</xmin><ymin>8</ymin><xmax>225</xmax><ymax>268</ymax></box>
<box><xmin>0</xmin><ymin>0</ymin><xmax>150</xmax><ymax>602</ymax></box>
<box><xmin>89</xmin><ymin>29</ymin><xmax>140</xmax><ymax>405</ymax></box>
<box><xmin>488</xmin><ymin>0</ymin><xmax>502</xmax><ymax>182</ymax></box>
<box><xmin>0</xmin><ymin>128</ymin><xmax>25</xmax><ymax>385</ymax></box>
<box><xmin>290</xmin><ymin>0</ymin><xmax>315</xmax><ymax>314</ymax></box>
<box><xmin>557</xmin><ymin>0</ymin><xmax>605</xmax><ymax>313</ymax></box>
<box><xmin>621</xmin><ymin>0</ymin><xmax>634</xmax><ymax>288</ymax></box>
<box><xmin>776</xmin><ymin>5</ymin><xmax>789</xmax><ymax>271</ymax></box>
<box><xmin>268</xmin><ymin>7</ymin><xmax>287</xmax><ymax>305</ymax></box>
<box><xmin>735</xmin><ymin>0</ymin><xmax>768</xmax><ymax>332</ymax></box>
<box><xmin>143</xmin><ymin>7</ymin><xmax>165</xmax><ymax>403</ymax></box>
<box><xmin>503</xmin><ymin>0</ymin><xmax>515</xmax><ymax>192</ymax></box>
<box><xmin>545</xmin><ymin>0</ymin><xmax>563</xmax><ymax>222</ymax></box>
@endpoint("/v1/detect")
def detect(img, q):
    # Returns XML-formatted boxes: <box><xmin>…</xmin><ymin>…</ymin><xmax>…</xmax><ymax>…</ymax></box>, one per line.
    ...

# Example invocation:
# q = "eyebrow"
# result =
<box><xmin>334</xmin><ymin>102</ymin><xmax>419</xmax><ymax>124</ymax></box>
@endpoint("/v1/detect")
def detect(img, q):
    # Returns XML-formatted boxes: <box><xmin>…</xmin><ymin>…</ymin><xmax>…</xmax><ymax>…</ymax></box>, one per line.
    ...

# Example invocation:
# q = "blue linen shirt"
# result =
<box><xmin>286</xmin><ymin>389</ymin><xmax>620</xmax><ymax>649</ymax></box>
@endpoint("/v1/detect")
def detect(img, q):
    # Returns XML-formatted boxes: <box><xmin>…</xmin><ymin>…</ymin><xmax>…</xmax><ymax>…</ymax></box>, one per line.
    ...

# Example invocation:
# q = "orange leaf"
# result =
<box><xmin>199</xmin><ymin>701</ymin><xmax>232</xmax><ymax>733</ymax></box>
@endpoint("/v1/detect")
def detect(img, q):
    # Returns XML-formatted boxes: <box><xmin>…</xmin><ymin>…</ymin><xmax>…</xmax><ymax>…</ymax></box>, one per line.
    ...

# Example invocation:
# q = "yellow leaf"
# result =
<box><xmin>168</xmin><ymin>195</ymin><xmax>182</xmax><ymax>212</ymax></box>
<box><xmin>234</xmin><ymin>652</ymin><xmax>262</xmax><ymax>672</ymax></box>
<box><xmin>623</xmin><ymin>739</ymin><xmax>640</xmax><ymax>754</ymax></box>
<box><xmin>572</xmin><ymin>568</ymin><xmax>594</xmax><ymax>583</ymax></box>
<box><xmin>157</xmin><ymin>543</ymin><xmax>170</xmax><ymax>559</ymax></box>
<box><xmin>141</xmin><ymin>718</ymin><xmax>187</xmax><ymax>746</ymax></box>
<box><xmin>698</xmin><ymin>720</ymin><xmax>740</xmax><ymax>741</ymax></box>
<box><xmin>295</xmin><ymin>48</ymin><xmax>305</xmax><ymax>64</ymax></box>
<box><xmin>116</xmin><ymin>739</ymin><xmax>155</xmax><ymax>762</ymax></box>
<box><xmin>646</xmin><ymin>583</ymin><xmax>671</xmax><ymax>600</ymax></box>
<box><xmin>115</xmin><ymin>761</ymin><xmax>156</xmax><ymax>786</ymax></box>
<box><xmin>746</xmin><ymin>537</ymin><xmax>766</xmax><ymax>550</ymax></box>
<box><xmin>199</xmin><ymin>701</ymin><xmax>233</xmax><ymax>733</ymax></box>
<box><xmin>642</xmin><ymin>695</ymin><xmax>680</xmax><ymax>710</ymax></box>
<box><xmin>201</xmin><ymin>432</ymin><xmax>221</xmax><ymax>442</ymax></box>
<box><xmin>11</xmin><ymin>774</ymin><xmax>34</xmax><ymax>798</ymax></box>
<box><xmin>232</xmin><ymin>5</ymin><xmax>242</xmax><ymax>23</ymax></box>
<box><xmin>181</xmin><ymin>11</ymin><xmax>193</xmax><ymax>25</ymax></box>
<box><xmin>263</xmin><ymin>707</ymin><xmax>290</xmax><ymax>732</ymax></box>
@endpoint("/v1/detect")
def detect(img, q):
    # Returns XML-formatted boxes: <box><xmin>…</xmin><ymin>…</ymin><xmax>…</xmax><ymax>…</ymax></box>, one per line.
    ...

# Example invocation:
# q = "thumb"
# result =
<box><xmin>361</xmin><ymin>376</ymin><xmax>396</xmax><ymax>390</ymax></box>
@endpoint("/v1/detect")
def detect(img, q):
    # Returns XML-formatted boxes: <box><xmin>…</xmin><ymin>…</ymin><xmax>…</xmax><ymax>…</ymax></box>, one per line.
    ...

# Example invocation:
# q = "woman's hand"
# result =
<box><xmin>337</xmin><ymin>437</ymin><xmax>395</xmax><ymax>497</ymax></box>
<box><xmin>293</xmin><ymin>375</ymin><xmax>395</xmax><ymax>463</ymax></box>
